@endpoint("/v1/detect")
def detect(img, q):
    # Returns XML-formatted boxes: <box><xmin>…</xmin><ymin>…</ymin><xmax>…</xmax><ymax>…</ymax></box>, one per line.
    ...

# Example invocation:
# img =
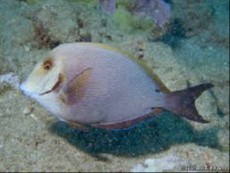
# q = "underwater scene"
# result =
<box><xmin>0</xmin><ymin>0</ymin><xmax>229</xmax><ymax>172</ymax></box>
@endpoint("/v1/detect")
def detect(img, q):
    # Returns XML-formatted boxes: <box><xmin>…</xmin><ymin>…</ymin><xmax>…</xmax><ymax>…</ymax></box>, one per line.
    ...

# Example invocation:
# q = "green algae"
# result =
<box><xmin>66</xmin><ymin>0</ymin><xmax>98</xmax><ymax>8</ymax></box>
<box><xmin>26</xmin><ymin>0</ymin><xmax>42</xmax><ymax>5</ymax></box>
<box><xmin>112</xmin><ymin>6</ymin><xmax>155</xmax><ymax>33</ymax></box>
<box><xmin>0</xmin><ymin>82</ymin><xmax>12</xmax><ymax>95</ymax></box>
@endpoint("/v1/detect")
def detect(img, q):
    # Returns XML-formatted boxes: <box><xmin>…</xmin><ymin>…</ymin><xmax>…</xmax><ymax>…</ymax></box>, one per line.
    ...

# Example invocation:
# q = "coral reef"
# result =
<box><xmin>172</xmin><ymin>0</ymin><xmax>214</xmax><ymax>38</ymax></box>
<box><xmin>134</xmin><ymin>0</ymin><xmax>171</xmax><ymax>28</ymax></box>
<box><xmin>0</xmin><ymin>73</ymin><xmax>19</xmax><ymax>90</ymax></box>
<box><xmin>0</xmin><ymin>0</ymin><xmax>228</xmax><ymax>172</ymax></box>
<box><xmin>112</xmin><ymin>6</ymin><xmax>154</xmax><ymax>32</ymax></box>
<box><xmin>131</xmin><ymin>154</ymin><xmax>183</xmax><ymax>172</ymax></box>
<box><xmin>116</xmin><ymin>0</ymin><xmax>171</xmax><ymax>27</ymax></box>
<box><xmin>131</xmin><ymin>144</ymin><xmax>229</xmax><ymax>172</ymax></box>
<box><xmin>99</xmin><ymin>0</ymin><xmax>116</xmax><ymax>13</ymax></box>
<box><xmin>32</xmin><ymin>15</ymin><xmax>60</xmax><ymax>49</ymax></box>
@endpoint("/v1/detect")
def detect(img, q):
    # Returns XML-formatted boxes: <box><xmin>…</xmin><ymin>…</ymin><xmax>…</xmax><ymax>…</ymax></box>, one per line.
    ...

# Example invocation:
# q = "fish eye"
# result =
<box><xmin>43</xmin><ymin>59</ymin><xmax>53</xmax><ymax>71</ymax></box>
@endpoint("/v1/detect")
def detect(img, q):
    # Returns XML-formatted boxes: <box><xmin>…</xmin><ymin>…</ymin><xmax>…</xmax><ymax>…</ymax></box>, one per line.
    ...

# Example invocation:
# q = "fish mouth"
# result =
<box><xmin>20</xmin><ymin>82</ymin><xmax>34</xmax><ymax>97</ymax></box>
<box><xmin>40</xmin><ymin>73</ymin><xmax>63</xmax><ymax>96</ymax></box>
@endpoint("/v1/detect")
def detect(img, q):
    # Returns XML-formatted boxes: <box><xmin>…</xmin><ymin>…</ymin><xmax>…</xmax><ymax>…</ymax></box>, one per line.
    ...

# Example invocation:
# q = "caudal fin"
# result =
<box><xmin>165</xmin><ymin>83</ymin><xmax>214</xmax><ymax>123</ymax></box>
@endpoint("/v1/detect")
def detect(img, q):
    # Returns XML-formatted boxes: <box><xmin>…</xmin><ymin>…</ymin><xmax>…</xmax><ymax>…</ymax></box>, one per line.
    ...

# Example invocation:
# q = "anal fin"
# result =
<box><xmin>68</xmin><ymin>121</ymin><xmax>89</xmax><ymax>132</ymax></box>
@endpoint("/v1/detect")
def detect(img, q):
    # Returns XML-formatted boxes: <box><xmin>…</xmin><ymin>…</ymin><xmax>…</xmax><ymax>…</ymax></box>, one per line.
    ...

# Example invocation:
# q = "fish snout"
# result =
<box><xmin>19</xmin><ymin>82</ymin><xmax>27</xmax><ymax>95</ymax></box>
<box><xmin>19</xmin><ymin>82</ymin><xmax>33</xmax><ymax>97</ymax></box>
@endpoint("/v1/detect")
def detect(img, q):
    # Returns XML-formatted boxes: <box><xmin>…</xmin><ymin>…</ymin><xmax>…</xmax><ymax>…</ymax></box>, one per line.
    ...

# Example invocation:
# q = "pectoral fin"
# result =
<box><xmin>59</xmin><ymin>68</ymin><xmax>93</xmax><ymax>105</ymax></box>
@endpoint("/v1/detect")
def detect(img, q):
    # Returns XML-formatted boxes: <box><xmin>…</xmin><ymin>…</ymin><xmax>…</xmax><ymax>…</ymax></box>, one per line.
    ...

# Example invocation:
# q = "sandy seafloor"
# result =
<box><xmin>0</xmin><ymin>0</ymin><xmax>229</xmax><ymax>172</ymax></box>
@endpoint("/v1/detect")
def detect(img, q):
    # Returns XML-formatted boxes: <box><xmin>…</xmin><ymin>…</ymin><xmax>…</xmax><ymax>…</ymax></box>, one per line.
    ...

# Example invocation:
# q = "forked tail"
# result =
<box><xmin>165</xmin><ymin>83</ymin><xmax>214</xmax><ymax>123</ymax></box>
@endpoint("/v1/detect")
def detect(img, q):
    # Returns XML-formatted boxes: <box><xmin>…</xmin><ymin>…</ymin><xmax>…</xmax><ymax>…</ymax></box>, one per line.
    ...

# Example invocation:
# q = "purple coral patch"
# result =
<box><xmin>135</xmin><ymin>0</ymin><xmax>171</xmax><ymax>28</ymax></box>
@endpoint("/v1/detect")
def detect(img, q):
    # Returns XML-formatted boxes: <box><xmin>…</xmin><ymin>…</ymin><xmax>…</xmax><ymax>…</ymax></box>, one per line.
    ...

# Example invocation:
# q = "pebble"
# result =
<box><xmin>23</xmin><ymin>106</ymin><xmax>34</xmax><ymax>116</ymax></box>
<box><xmin>0</xmin><ymin>72</ymin><xmax>19</xmax><ymax>89</ymax></box>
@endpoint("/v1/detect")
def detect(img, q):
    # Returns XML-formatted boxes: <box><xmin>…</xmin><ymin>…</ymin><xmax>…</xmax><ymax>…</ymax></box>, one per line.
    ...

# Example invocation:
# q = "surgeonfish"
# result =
<box><xmin>20</xmin><ymin>42</ymin><xmax>214</xmax><ymax>130</ymax></box>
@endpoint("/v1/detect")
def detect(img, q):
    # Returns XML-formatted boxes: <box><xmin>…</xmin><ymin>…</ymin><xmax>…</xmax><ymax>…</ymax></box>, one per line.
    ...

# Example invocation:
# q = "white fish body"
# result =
<box><xmin>21</xmin><ymin>43</ymin><xmax>165</xmax><ymax>124</ymax></box>
<box><xmin>20</xmin><ymin>43</ymin><xmax>212</xmax><ymax>129</ymax></box>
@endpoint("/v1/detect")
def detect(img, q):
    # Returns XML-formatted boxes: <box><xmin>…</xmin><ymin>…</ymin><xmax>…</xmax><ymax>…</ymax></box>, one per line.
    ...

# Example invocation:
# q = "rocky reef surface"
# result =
<box><xmin>0</xmin><ymin>0</ymin><xmax>229</xmax><ymax>172</ymax></box>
